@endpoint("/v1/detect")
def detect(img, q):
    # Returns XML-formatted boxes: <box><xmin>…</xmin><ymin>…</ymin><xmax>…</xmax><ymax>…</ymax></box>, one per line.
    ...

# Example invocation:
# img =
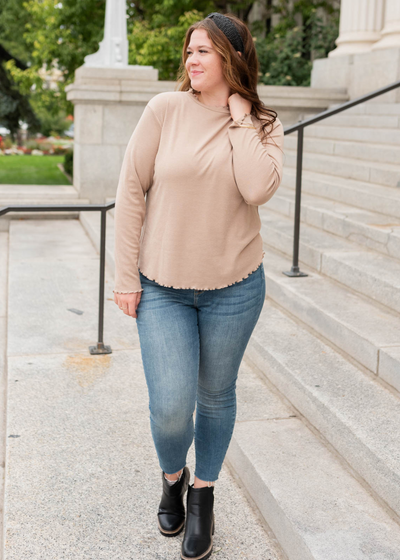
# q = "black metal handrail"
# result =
<box><xmin>0</xmin><ymin>201</ymin><xmax>115</xmax><ymax>354</ymax></box>
<box><xmin>282</xmin><ymin>78</ymin><xmax>400</xmax><ymax>277</ymax></box>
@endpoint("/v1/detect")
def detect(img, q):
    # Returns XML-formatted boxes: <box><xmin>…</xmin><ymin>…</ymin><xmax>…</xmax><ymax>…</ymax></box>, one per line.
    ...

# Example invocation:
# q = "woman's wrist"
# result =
<box><xmin>231</xmin><ymin>113</ymin><xmax>256</xmax><ymax>129</ymax></box>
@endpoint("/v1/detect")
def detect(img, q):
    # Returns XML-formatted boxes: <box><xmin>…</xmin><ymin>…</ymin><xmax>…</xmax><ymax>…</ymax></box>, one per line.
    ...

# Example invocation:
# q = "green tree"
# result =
<box><xmin>1</xmin><ymin>0</ymin><xmax>111</xmax><ymax>133</ymax></box>
<box><xmin>254</xmin><ymin>0</ymin><xmax>339</xmax><ymax>87</ymax></box>
<box><xmin>0</xmin><ymin>0</ymin><xmax>31</xmax><ymax>62</ymax></box>
<box><xmin>23</xmin><ymin>0</ymin><xmax>107</xmax><ymax>80</ymax></box>
<box><xmin>0</xmin><ymin>45</ymin><xmax>40</xmax><ymax>137</ymax></box>
<box><xmin>128</xmin><ymin>9</ymin><xmax>209</xmax><ymax>81</ymax></box>
<box><xmin>0</xmin><ymin>0</ymin><xmax>40</xmax><ymax>135</ymax></box>
<box><xmin>127</xmin><ymin>1</ymin><xmax>261</xmax><ymax>80</ymax></box>
<box><xmin>4</xmin><ymin>0</ymin><xmax>221</xmax><ymax>115</ymax></box>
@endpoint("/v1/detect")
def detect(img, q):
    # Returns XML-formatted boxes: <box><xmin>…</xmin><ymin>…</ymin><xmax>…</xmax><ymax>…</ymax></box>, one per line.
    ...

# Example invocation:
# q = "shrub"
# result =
<box><xmin>26</xmin><ymin>140</ymin><xmax>42</xmax><ymax>151</ymax></box>
<box><xmin>64</xmin><ymin>149</ymin><xmax>73</xmax><ymax>177</ymax></box>
<box><xmin>53</xmin><ymin>145</ymin><xmax>67</xmax><ymax>155</ymax></box>
<box><xmin>38</xmin><ymin>142</ymin><xmax>52</xmax><ymax>153</ymax></box>
<box><xmin>256</xmin><ymin>26</ymin><xmax>312</xmax><ymax>87</ymax></box>
<box><xmin>254</xmin><ymin>5</ymin><xmax>340</xmax><ymax>87</ymax></box>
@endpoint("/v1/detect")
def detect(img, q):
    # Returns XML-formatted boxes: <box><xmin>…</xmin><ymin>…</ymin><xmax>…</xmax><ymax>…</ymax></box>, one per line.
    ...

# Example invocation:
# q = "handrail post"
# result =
<box><xmin>89</xmin><ymin>207</ymin><xmax>112</xmax><ymax>354</ymax></box>
<box><xmin>284</xmin><ymin>125</ymin><xmax>308</xmax><ymax>277</ymax></box>
<box><xmin>1</xmin><ymin>201</ymin><xmax>115</xmax><ymax>356</ymax></box>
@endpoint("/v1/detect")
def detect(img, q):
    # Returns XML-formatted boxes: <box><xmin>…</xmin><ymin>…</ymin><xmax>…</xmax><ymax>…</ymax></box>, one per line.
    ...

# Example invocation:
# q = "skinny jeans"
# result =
<box><xmin>136</xmin><ymin>262</ymin><xmax>266</xmax><ymax>482</ymax></box>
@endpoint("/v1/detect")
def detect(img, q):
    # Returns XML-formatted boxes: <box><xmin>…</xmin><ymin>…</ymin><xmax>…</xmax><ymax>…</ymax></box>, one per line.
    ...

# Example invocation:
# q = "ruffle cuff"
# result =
<box><xmin>113</xmin><ymin>288</ymin><xmax>143</xmax><ymax>294</ymax></box>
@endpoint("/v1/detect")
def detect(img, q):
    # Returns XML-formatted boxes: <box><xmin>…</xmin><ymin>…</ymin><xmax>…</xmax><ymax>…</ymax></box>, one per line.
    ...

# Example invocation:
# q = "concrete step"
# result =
<box><xmin>260</xmin><ymin>208</ymin><xmax>400</xmax><ymax>314</ymax></box>
<box><xmin>302</xmin><ymin>123</ymin><xmax>400</xmax><ymax>145</ymax></box>
<box><xmin>79</xmin><ymin>210</ymin><xmax>116</xmax><ymax>276</ymax></box>
<box><xmin>281</xmin><ymin>166</ymin><xmax>400</xmax><ymax>219</ymax></box>
<box><xmin>380</xmin><ymin>347</ymin><xmax>400</xmax><ymax>393</ymax></box>
<box><xmin>0</xmin><ymin>185</ymin><xmax>81</xmax><ymax>199</ymax></box>
<box><xmin>105</xmin><ymin>197</ymin><xmax>115</xmax><ymax>218</ymax></box>
<box><xmin>0</xmin><ymin>198</ymin><xmax>89</xmax><ymax>204</ymax></box>
<box><xmin>0</xmin><ymin>185</ymin><xmax>90</xmax><ymax>230</ymax></box>
<box><xmin>262</xmin><ymin>248</ymin><xmax>400</xmax><ymax>393</ymax></box>
<box><xmin>329</xmin><ymin>101</ymin><xmax>400</xmax><ymax>116</ymax></box>
<box><xmin>247</xmin><ymin>298</ymin><xmax>400</xmax><ymax>520</ymax></box>
<box><xmin>284</xmin><ymin>134</ymin><xmax>400</xmax><ymax>165</ymax></box>
<box><xmin>283</xmin><ymin>148</ymin><xmax>400</xmax><ymax>188</ymax></box>
<box><xmin>0</xmin><ymin>198</ymin><xmax>91</xmax><ymax>231</ymax></box>
<box><xmin>316</xmin><ymin>113</ymin><xmax>400</xmax><ymax>129</ymax></box>
<box><xmin>229</xmin><ymin>344</ymin><xmax>400</xmax><ymax>560</ymax></box>
<box><xmin>267</xmin><ymin>187</ymin><xmax>400</xmax><ymax>259</ymax></box>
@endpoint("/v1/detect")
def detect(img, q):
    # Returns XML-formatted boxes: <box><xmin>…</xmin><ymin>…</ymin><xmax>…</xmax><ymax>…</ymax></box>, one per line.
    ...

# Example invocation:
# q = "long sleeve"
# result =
<box><xmin>113</xmin><ymin>102</ymin><xmax>162</xmax><ymax>293</ymax></box>
<box><xmin>227</xmin><ymin>114</ymin><xmax>284</xmax><ymax>206</ymax></box>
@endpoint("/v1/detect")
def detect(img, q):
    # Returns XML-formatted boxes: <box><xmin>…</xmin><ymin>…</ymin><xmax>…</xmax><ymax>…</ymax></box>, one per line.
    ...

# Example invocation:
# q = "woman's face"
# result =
<box><xmin>185</xmin><ymin>29</ymin><xmax>225</xmax><ymax>93</ymax></box>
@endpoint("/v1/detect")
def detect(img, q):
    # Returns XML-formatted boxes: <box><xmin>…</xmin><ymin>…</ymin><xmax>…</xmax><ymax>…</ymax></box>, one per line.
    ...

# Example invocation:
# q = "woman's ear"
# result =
<box><xmin>237</xmin><ymin>51</ymin><xmax>242</xmax><ymax>57</ymax></box>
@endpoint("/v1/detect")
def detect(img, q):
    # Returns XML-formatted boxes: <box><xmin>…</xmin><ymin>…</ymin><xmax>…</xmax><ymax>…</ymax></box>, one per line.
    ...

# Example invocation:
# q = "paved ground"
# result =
<box><xmin>1</xmin><ymin>219</ymin><xmax>285</xmax><ymax>560</ymax></box>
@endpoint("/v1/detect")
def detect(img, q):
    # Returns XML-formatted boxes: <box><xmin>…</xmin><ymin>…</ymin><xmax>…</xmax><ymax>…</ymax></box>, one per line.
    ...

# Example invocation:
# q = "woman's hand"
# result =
<box><xmin>227</xmin><ymin>92</ymin><xmax>252</xmax><ymax>122</ymax></box>
<box><xmin>113</xmin><ymin>291</ymin><xmax>142</xmax><ymax>319</ymax></box>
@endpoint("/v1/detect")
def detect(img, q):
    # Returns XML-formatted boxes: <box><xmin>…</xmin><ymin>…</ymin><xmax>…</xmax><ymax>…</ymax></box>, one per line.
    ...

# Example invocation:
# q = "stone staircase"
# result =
<box><xmin>246</xmin><ymin>100</ymin><xmax>400</xmax><ymax>558</ymax></box>
<box><xmin>0</xmin><ymin>185</ymin><xmax>90</xmax><ymax>231</ymax></box>
<box><xmin>79</xmin><ymin>99</ymin><xmax>400</xmax><ymax>559</ymax></box>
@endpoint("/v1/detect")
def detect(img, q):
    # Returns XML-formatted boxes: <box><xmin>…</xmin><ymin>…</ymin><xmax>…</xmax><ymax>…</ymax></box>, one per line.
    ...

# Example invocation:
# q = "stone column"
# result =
<box><xmin>371</xmin><ymin>0</ymin><xmax>400</xmax><ymax>50</ymax></box>
<box><xmin>328</xmin><ymin>0</ymin><xmax>385</xmax><ymax>57</ymax></box>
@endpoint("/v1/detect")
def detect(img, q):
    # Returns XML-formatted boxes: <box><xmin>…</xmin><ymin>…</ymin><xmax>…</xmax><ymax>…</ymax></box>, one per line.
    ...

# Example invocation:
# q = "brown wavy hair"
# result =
<box><xmin>175</xmin><ymin>13</ymin><xmax>280</xmax><ymax>147</ymax></box>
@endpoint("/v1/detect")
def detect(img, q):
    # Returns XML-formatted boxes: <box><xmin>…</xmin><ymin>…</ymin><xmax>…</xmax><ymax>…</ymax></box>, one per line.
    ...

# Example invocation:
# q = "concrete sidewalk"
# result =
<box><xmin>2</xmin><ymin>219</ymin><xmax>284</xmax><ymax>560</ymax></box>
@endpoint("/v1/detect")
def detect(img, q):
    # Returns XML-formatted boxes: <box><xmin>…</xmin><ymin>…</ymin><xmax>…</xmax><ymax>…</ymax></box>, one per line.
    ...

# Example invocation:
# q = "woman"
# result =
<box><xmin>113</xmin><ymin>11</ymin><xmax>284</xmax><ymax>560</ymax></box>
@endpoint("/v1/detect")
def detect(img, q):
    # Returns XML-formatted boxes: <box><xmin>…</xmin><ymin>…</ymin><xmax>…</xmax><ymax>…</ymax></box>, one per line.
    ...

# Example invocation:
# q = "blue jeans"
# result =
<box><xmin>136</xmin><ymin>262</ymin><xmax>266</xmax><ymax>482</ymax></box>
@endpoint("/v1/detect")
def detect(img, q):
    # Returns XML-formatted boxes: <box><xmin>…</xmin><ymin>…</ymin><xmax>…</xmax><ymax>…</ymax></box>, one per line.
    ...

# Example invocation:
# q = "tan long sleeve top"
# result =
<box><xmin>113</xmin><ymin>88</ymin><xmax>285</xmax><ymax>293</ymax></box>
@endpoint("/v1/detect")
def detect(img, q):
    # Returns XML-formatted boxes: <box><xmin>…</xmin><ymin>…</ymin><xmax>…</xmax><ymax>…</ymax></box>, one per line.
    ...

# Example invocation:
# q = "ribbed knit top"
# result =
<box><xmin>113</xmin><ymin>88</ymin><xmax>285</xmax><ymax>293</ymax></box>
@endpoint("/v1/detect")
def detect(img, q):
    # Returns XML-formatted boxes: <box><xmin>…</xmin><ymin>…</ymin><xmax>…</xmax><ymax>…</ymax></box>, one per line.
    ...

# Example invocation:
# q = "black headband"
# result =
<box><xmin>206</xmin><ymin>12</ymin><xmax>245</xmax><ymax>55</ymax></box>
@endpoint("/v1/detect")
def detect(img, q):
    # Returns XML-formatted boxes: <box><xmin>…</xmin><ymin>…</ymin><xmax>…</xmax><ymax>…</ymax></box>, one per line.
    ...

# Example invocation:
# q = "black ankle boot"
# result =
<box><xmin>181</xmin><ymin>483</ymin><xmax>215</xmax><ymax>560</ymax></box>
<box><xmin>157</xmin><ymin>466</ymin><xmax>190</xmax><ymax>537</ymax></box>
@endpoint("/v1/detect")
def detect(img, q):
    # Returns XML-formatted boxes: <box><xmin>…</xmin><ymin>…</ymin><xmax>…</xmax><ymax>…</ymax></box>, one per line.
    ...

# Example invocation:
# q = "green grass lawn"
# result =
<box><xmin>0</xmin><ymin>155</ymin><xmax>71</xmax><ymax>185</ymax></box>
